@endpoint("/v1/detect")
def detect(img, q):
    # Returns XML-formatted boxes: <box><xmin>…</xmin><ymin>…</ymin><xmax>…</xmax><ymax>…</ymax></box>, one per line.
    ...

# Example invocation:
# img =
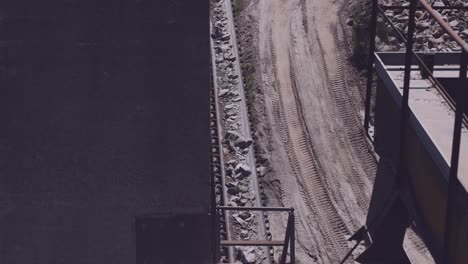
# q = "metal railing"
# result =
<box><xmin>358</xmin><ymin>0</ymin><xmax>468</xmax><ymax>263</ymax></box>
<box><xmin>216</xmin><ymin>206</ymin><xmax>295</xmax><ymax>264</ymax></box>
<box><xmin>364</xmin><ymin>0</ymin><xmax>468</xmax><ymax>133</ymax></box>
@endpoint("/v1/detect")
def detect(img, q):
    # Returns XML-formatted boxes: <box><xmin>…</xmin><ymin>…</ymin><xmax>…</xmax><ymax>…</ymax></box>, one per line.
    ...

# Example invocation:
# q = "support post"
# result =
<box><xmin>280</xmin><ymin>213</ymin><xmax>292</xmax><ymax>264</ymax></box>
<box><xmin>290</xmin><ymin>211</ymin><xmax>295</xmax><ymax>264</ymax></box>
<box><xmin>397</xmin><ymin>0</ymin><xmax>417</xmax><ymax>187</ymax></box>
<box><xmin>442</xmin><ymin>49</ymin><xmax>467</xmax><ymax>264</ymax></box>
<box><xmin>364</xmin><ymin>0</ymin><xmax>379</xmax><ymax>133</ymax></box>
<box><xmin>420</xmin><ymin>53</ymin><xmax>435</xmax><ymax>78</ymax></box>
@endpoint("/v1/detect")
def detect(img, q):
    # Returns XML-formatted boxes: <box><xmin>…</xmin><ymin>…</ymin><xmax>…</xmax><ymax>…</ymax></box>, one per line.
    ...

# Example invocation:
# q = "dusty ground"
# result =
<box><xmin>236</xmin><ymin>0</ymin><xmax>436</xmax><ymax>263</ymax></box>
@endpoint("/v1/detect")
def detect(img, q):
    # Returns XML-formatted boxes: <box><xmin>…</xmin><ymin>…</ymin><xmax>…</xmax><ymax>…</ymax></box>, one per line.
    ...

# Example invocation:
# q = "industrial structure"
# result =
<box><xmin>2</xmin><ymin>0</ymin><xmax>468</xmax><ymax>263</ymax></box>
<box><xmin>345</xmin><ymin>0</ymin><xmax>468</xmax><ymax>263</ymax></box>
<box><xmin>1</xmin><ymin>0</ymin><xmax>214</xmax><ymax>263</ymax></box>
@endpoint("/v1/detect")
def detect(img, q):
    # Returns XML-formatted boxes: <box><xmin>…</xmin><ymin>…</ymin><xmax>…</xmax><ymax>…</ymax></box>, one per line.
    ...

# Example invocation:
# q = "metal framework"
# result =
<box><xmin>216</xmin><ymin>206</ymin><xmax>295</xmax><ymax>264</ymax></box>
<box><xmin>359</xmin><ymin>0</ymin><xmax>468</xmax><ymax>263</ymax></box>
<box><xmin>364</xmin><ymin>1</ymin><xmax>468</xmax><ymax>133</ymax></box>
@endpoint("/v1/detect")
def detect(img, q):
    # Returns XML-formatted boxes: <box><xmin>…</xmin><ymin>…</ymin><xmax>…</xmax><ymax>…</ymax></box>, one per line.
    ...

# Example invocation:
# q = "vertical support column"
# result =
<box><xmin>280</xmin><ymin>212</ymin><xmax>292</xmax><ymax>264</ymax></box>
<box><xmin>290</xmin><ymin>210</ymin><xmax>295</xmax><ymax>264</ymax></box>
<box><xmin>420</xmin><ymin>53</ymin><xmax>435</xmax><ymax>79</ymax></box>
<box><xmin>397</xmin><ymin>0</ymin><xmax>418</xmax><ymax>187</ymax></box>
<box><xmin>364</xmin><ymin>0</ymin><xmax>379</xmax><ymax>134</ymax></box>
<box><xmin>442</xmin><ymin>49</ymin><xmax>467</xmax><ymax>264</ymax></box>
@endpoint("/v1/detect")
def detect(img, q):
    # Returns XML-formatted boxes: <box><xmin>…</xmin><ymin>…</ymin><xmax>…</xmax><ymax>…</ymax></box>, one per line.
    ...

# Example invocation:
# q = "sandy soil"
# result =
<box><xmin>238</xmin><ymin>0</ymin><xmax>437</xmax><ymax>263</ymax></box>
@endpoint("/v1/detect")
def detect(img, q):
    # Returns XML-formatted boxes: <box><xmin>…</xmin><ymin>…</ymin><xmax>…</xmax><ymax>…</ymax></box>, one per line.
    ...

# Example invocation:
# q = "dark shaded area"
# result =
<box><xmin>0</xmin><ymin>1</ymin><xmax>211</xmax><ymax>263</ymax></box>
<box><xmin>358</xmin><ymin>197</ymin><xmax>410</xmax><ymax>264</ymax></box>
<box><xmin>365</xmin><ymin>77</ymin><xmax>435</xmax><ymax>263</ymax></box>
<box><xmin>136</xmin><ymin>213</ymin><xmax>212</xmax><ymax>264</ymax></box>
<box><xmin>438</xmin><ymin>78</ymin><xmax>468</xmax><ymax>116</ymax></box>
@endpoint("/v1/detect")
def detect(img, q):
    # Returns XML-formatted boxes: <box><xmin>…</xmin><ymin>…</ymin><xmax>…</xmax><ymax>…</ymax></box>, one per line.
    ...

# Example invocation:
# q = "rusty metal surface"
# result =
<box><xmin>442</xmin><ymin>49</ymin><xmax>468</xmax><ymax>264</ymax></box>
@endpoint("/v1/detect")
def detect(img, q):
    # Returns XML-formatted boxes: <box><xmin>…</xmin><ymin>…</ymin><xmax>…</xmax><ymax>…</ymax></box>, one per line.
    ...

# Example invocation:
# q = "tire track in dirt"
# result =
<box><xmin>296</xmin><ymin>1</ymin><xmax>434</xmax><ymax>262</ymax></box>
<box><xmin>260</xmin><ymin>16</ymin><xmax>334</xmax><ymax>260</ymax></box>
<box><xmin>263</xmin><ymin>24</ymin><xmax>322</xmax><ymax>262</ymax></box>
<box><xmin>318</xmin><ymin>21</ymin><xmax>373</xmax><ymax>213</ymax></box>
<box><xmin>260</xmin><ymin>4</ymin><xmax>353</xmax><ymax>260</ymax></box>
<box><xmin>288</xmin><ymin>55</ymin><xmax>352</xmax><ymax>261</ymax></box>
<box><xmin>256</xmin><ymin>0</ymin><xmax>434</xmax><ymax>263</ymax></box>
<box><xmin>291</xmin><ymin>0</ymin><xmax>372</xmax><ymax>230</ymax></box>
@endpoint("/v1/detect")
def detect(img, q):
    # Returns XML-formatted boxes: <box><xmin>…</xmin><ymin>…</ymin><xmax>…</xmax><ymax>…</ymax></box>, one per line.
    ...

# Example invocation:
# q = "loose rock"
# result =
<box><xmin>257</xmin><ymin>166</ymin><xmax>267</xmax><ymax>176</ymax></box>
<box><xmin>233</xmin><ymin>214</ymin><xmax>247</xmax><ymax>225</ymax></box>
<box><xmin>219</xmin><ymin>88</ymin><xmax>230</xmax><ymax>97</ymax></box>
<box><xmin>238</xmin><ymin>211</ymin><xmax>252</xmax><ymax>220</ymax></box>
<box><xmin>235</xmin><ymin>164</ymin><xmax>252</xmax><ymax>179</ymax></box>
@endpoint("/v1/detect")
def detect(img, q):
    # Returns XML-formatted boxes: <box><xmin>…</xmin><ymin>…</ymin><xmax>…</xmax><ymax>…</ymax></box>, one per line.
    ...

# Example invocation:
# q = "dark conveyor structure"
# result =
<box><xmin>0</xmin><ymin>1</ymin><xmax>213</xmax><ymax>263</ymax></box>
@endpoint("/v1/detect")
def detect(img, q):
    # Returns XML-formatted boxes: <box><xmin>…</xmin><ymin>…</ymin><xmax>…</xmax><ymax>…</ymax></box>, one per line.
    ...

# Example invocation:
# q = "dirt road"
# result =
<box><xmin>242</xmin><ymin>0</ymin><xmax>436</xmax><ymax>262</ymax></box>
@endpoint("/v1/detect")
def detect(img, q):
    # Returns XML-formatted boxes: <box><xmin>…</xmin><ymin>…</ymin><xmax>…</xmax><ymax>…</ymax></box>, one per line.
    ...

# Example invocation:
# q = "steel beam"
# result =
<box><xmin>280</xmin><ymin>213</ymin><xmax>292</xmax><ymax>264</ymax></box>
<box><xmin>290</xmin><ymin>212</ymin><xmax>295</xmax><ymax>263</ymax></box>
<box><xmin>442</xmin><ymin>49</ymin><xmax>467</xmax><ymax>264</ymax></box>
<box><xmin>220</xmin><ymin>240</ymin><xmax>285</xmax><ymax>246</ymax></box>
<box><xmin>381</xmin><ymin>5</ymin><xmax>468</xmax><ymax>10</ymax></box>
<box><xmin>364</xmin><ymin>0</ymin><xmax>379</xmax><ymax>134</ymax></box>
<box><xmin>217</xmin><ymin>206</ymin><xmax>295</xmax><ymax>263</ymax></box>
<box><xmin>218</xmin><ymin>206</ymin><xmax>294</xmax><ymax>212</ymax></box>
<box><xmin>397</xmin><ymin>0</ymin><xmax>418</xmax><ymax>187</ymax></box>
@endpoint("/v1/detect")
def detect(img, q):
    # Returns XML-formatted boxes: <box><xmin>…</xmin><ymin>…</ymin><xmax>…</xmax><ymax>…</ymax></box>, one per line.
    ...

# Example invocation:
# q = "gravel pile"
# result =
<box><xmin>379</xmin><ymin>0</ymin><xmax>468</xmax><ymax>51</ymax></box>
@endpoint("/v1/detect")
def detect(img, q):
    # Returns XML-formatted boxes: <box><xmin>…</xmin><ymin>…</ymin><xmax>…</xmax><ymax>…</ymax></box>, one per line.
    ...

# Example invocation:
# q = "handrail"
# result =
<box><xmin>216</xmin><ymin>206</ymin><xmax>295</xmax><ymax>264</ymax></box>
<box><xmin>218</xmin><ymin>206</ymin><xmax>294</xmax><ymax>212</ymax></box>
<box><xmin>361</xmin><ymin>0</ymin><xmax>468</xmax><ymax>263</ymax></box>
<box><xmin>381</xmin><ymin>5</ymin><xmax>468</xmax><ymax>10</ymax></box>
<box><xmin>365</xmin><ymin>0</ymin><xmax>468</xmax><ymax>135</ymax></box>
<box><xmin>376</xmin><ymin>5</ymin><xmax>468</xmax><ymax>128</ymax></box>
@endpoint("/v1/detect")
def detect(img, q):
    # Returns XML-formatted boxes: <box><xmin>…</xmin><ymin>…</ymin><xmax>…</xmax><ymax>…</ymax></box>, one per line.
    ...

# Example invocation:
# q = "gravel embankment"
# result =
<box><xmin>350</xmin><ymin>0</ymin><xmax>468</xmax><ymax>53</ymax></box>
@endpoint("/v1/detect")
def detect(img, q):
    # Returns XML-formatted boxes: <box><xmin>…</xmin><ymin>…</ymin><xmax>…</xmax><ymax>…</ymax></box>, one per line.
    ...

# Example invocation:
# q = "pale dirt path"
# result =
<box><xmin>252</xmin><ymin>0</ymin><xmax>436</xmax><ymax>263</ymax></box>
